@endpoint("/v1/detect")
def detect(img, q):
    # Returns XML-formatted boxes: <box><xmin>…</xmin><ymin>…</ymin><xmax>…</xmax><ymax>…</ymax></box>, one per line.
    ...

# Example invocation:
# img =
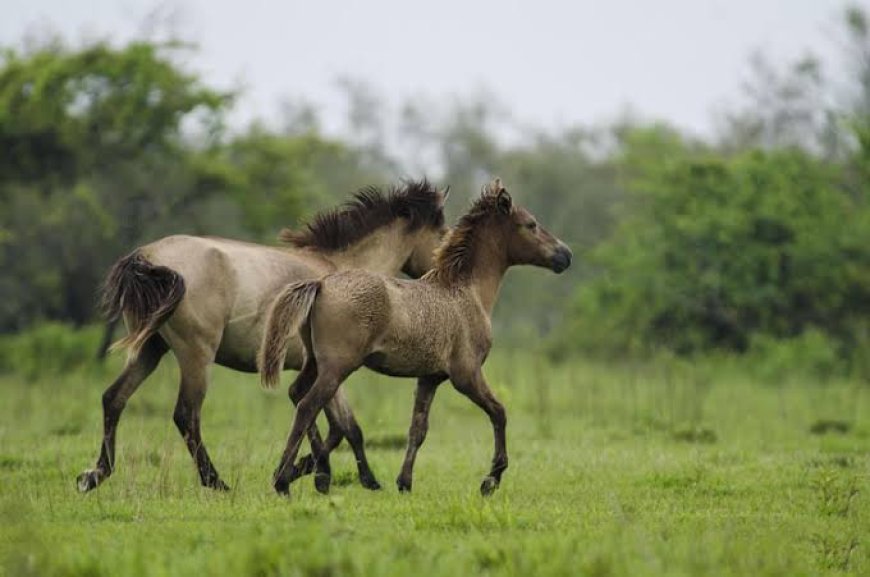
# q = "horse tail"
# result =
<box><xmin>259</xmin><ymin>280</ymin><xmax>321</xmax><ymax>390</ymax></box>
<box><xmin>101</xmin><ymin>249</ymin><xmax>185</xmax><ymax>360</ymax></box>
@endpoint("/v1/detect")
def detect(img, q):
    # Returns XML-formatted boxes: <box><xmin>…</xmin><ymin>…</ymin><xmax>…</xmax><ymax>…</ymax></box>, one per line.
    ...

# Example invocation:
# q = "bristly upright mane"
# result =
<box><xmin>279</xmin><ymin>179</ymin><xmax>445</xmax><ymax>252</ymax></box>
<box><xmin>426</xmin><ymin>180</ymin><xmax>506</xmax><ymax>286</ymax></box>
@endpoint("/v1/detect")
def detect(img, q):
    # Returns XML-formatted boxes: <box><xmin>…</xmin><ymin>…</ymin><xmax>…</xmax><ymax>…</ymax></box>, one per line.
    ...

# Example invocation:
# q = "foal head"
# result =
<box><xmin>485</xmin><ymin>179</ymin><xmax>573</xmax><ymax>273</ymax></box>
<box><xmin>428</xmin><ymin>179</ymin><xmax>572</xmax><ymax>285</ymax></box>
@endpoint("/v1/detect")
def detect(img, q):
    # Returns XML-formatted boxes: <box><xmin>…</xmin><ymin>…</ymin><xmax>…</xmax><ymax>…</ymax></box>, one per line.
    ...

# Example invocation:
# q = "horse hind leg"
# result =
<box><xmin>286</xmin><ymin>360</ymin><xmax>332</xmax><ymax>493</ymax></box>
<box><xmin>289</xmin><ymin>388</ymin><xmax>382</xmax><ymax>492</ymax></box>
<box><xmin>77</xmin><ymin>336</ymin><xmax>168</xmax><ymax>493</ymax></box>
<box><xmin>173</xmin><ymin>352</ymin><xmax>228</xmax><ymax>491</ymax></box>
<box><xmin>273</xmin><ymin>363</ymin><xmax>349</xmax><ymax>496</ymax></box>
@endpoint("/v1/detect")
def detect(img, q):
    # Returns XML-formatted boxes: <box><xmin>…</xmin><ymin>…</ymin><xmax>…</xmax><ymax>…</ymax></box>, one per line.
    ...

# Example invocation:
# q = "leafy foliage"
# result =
<box><xmin>562</xmin><ymin>129</ymin><xmax>870</xmax><ymax>361</ymax></box>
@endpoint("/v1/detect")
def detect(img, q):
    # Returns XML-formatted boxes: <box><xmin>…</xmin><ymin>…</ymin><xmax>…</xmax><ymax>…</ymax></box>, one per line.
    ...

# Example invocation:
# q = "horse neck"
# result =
<box><xmin>466</xmin><ymin>235</ymin><xmax>509</xmax><ymax>316</ymax></box>
<box><xmin>323</xmin><ymin>221</ymin><xmax>411</xmax><ymax>276</ymax></box>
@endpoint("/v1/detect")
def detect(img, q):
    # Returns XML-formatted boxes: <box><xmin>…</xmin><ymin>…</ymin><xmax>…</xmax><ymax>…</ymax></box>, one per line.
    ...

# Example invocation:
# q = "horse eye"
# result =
<box><xmin>525</xmin><ymin>222</ymin><xmax>537</xmax><ymax>231</ymax></box>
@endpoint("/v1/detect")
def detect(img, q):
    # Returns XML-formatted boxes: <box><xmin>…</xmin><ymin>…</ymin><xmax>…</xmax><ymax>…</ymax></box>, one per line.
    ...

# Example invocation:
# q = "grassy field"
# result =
<box><xmin>0</xmin><ymin>351</ymin><xmax>867</xmax><ymax>577</ymax></box>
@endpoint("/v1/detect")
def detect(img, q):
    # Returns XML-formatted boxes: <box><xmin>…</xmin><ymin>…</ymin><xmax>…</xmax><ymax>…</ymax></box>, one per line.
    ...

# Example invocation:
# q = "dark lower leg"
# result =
<box><xmin>480</xmin><ymin>403</ymin><xmax>507</xmax><ymax>494</ymax></box>
<box><xmin>78</xmin><ymin>337</ymin><xmax>166</xmax><ymax>493</ymax></box>
<box><xmin>397</xmin><ymin>376</ymin><xmax>442</xmax><ymax>492</ymax></box>
<box><xmin>287</xmin><ymin>363</ymin><xmax>332</xmax><ymax>492</ymax></box>
<box><xmin>174</xmin><ymin>387</ymin><xmax>227</xmax><ymax>491</ymax></box>
<box><xmin>288</xmin><ymin>422</ymin><xmax>343</xmax><ymax>482</ymax></box>
<box><xmin>274</xmin><ymin>371</ymin><xmax>344</xmax><ymax>496</ymax></box>
<box><xmin>342</xmin><ymin>415</ymin><xmax>380</xmax><ymax>490</ymax></box>
<box><xmin>453</xmin><ymin>374</ymin><xmax>508</xmax><ymax>496</ymax></box>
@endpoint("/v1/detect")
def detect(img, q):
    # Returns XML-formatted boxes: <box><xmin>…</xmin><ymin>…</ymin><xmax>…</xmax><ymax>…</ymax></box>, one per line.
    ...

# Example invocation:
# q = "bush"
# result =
<box><xmin>559</xmin><ymin>129</ymin><xmax>870</xmax><ymax>361</ymax></box>
<box><xmin>0</xmin><ymin>323</ymin><xmax>102</xmax><ymax>379</ymax></box>
<box><xmin>746</xmin><ymin>329</ymin><xmax>842</xmax><ymax>383</ymax></box>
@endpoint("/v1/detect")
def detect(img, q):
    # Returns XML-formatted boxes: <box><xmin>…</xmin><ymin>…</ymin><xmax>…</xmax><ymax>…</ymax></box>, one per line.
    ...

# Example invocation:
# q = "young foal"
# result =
<box><xmin>78</xmin><ymin>180</ymin><xmax>448</xmax><ymax>494</ymax></box>
<box><xmin>260</xmin><ymin>179</ymin><xmax>572</xmax><ymax>497</ymax></box>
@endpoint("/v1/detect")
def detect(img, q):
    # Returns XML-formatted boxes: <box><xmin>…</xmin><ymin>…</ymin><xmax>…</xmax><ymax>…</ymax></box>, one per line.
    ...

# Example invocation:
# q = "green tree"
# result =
<box><xmin>0</xmin><ymin>38</ymin><xmax>231</xmax><ymax>330</ymax></box>
<box><xmin>562</xmin><ymin>127</ymin><xmax>870</xmax><ymax>358</ymax></box>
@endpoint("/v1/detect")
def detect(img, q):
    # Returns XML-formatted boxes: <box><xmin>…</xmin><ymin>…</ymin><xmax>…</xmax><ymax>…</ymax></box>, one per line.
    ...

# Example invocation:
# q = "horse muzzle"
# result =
<box><xmin>550</xmin><ymin>245</ymin><xmax>573</xmax><ymax>274</ymax></box>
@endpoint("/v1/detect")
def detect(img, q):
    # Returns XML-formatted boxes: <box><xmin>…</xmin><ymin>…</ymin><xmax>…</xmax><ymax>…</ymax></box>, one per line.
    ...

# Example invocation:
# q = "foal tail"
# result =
<box><xmin>259</xmin><ymin>280</ymin><xmax>321</xmax><ymax>390</ymax></box>
<box><xmin>101</xmin><ymin>250</ymin><xmax>186</xmax><ymax>360</ymax></box>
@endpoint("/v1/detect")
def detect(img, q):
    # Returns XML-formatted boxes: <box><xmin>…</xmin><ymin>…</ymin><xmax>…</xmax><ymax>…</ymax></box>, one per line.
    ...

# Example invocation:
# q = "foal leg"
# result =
<box><xmin>289</xmin><ymin>384</ymin><xmax>381</xmax><ymax>492</ymax></box>
<box><xmin>396</xmin><ymin>375</ymin><xmax>445</xmax><ymax>493</ymax></box>
<box><xmin>77</xmin><ymin>336</ymin><xmax>168</xmax><ymax>492</ymax></box>
<box><xmin>287</xmin><ymin>360</ymin><xmax>333</xmax><ymax>493</ymax></box>
<box><xmin>172</xmin><ymin>352</ymin><xmax>228</xmax><ymax>490</ymax></box>
<box><xmin>273</xmin><ymin>365</ymin><xmax>348</xmax><ymax>496</ymax></box>
<box><xmin>451</xmin><ymin>370</ymin><xmax>508</xmax><ymax>496</ymax></box>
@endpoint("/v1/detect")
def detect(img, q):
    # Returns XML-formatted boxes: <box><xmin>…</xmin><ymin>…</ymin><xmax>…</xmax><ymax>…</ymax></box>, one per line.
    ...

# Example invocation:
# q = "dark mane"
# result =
<box><xmin>425</xmin><ymin>182</ymin><xmax>505</xmax><ymax>286</ymax></box>
<box><xmin>279</xmin><ymin>179</ymin><xmax>444</xmax><ymax>251</ymax></box>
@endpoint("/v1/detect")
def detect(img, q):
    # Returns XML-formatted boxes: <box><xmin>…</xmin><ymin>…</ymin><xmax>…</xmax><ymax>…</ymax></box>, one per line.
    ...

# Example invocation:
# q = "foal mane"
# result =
<box><xmin>279</xmin><ymin>179</ymin><xmax>444</xmax><ymax>252</ymax></box>
<box><xmin>425</xmin><ymin>180</ymin><xmax>506</xmax><ymax>286</ymax></box>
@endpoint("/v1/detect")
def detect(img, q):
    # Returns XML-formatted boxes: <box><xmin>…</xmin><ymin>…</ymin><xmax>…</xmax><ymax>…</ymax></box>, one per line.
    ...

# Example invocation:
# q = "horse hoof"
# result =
<box><xmin>208</xmin><ymin>479</ymin><xmax>231</xmax><ymax>492</ymax></box>
<box><xmin>295</xmin><ymin>454</ymin><xmax>316</xmax><ymax>477</ymax></box>
<box><xmin>361</xmin><ymin>476</ymin><xmax>382</xmax><ymax>491</ymax></box>
<box><xmin>76</xmin><ymin>470</ymin><xmax>103</xmax><ymax>493</ymax></box>
<box><xmin>396</xmin><ymin>478</ymin><xmax>412</xmax><ymax>493</ymax></box>
<box><xmin>274</xmin><ymin>479</ymin><xmax>291</xmax><ymax>496</ymax></box>
<box><xmin>314</xmin><ymin>473</ymin><xmax>331</xmax><ymax>495</ymax></box>
<box><xmin>480</xmin><ymin>476</ymin><xmax>499</xmax><ymax>497</ymax></box>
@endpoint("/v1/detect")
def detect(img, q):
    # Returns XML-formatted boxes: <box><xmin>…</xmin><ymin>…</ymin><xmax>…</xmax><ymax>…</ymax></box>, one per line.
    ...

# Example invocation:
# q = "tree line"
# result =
<box><xmin>2</xmin><ymin>6</ymin><xmax>869</xmax><ymax>369</ymax></box>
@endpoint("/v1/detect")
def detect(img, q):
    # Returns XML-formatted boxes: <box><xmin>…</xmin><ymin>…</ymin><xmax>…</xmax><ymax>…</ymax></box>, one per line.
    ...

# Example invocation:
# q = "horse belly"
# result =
<box><xmin>365</xmin><ymin>331</ymin><xmax>443</xmax><ymax>378</ymax></box>
<box><xmin>216</xmin><ymin>322</ymin><xmax>305</xmax><ymax>373</ymax></box>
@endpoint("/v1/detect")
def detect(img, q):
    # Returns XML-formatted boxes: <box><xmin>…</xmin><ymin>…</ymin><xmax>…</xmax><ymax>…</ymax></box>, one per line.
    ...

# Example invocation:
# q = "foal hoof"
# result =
<box><xmin>76</xmin><ymin>469</ymin><xmax>104</xmax><ymax>493</ymax></box>
<box><xmin>480</xmin><ymin>476</ymin><xmax>499</xmax><ymax>497</ymax></box>
<box><xmin>314</xmin><ymin>472</ymin><xmax>331</xmax><ymax>495</ymax></box>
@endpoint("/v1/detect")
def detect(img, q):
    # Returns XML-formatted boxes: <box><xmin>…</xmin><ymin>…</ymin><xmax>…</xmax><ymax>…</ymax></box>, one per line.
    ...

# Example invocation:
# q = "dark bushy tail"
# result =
<box><xmin>101</xmin><ymin>250</ymin><xmax>185</xmax><ymax>360</ymax></box>
<box><xmin>259</xmin><ymin>280</ymin><xmax>320</xmax><ymax>389</ymax></box>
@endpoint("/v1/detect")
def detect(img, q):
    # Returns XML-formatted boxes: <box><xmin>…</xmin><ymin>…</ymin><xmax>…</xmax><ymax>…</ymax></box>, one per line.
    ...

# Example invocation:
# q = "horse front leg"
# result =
<box><xmin>451</xmin><ymin>369</ymin><xmax>508</xmax><ymax>496</ymax></box>
<box><xmin>396</xmin><ymin>374</ymin><xmax>445</xmax><ymax>492</ymax></box>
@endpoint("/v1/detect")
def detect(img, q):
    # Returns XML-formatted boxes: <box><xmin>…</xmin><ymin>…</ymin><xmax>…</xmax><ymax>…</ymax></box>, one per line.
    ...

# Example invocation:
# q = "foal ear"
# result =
<box><xmin>482</xmin><ymin>177</ymin><xmax>505</xmax><ymax>198</ymax></box>
<box><xmin>496</xmin><ymin>188</ymin><xmax>512</xmax><ymax>214</ymax></box>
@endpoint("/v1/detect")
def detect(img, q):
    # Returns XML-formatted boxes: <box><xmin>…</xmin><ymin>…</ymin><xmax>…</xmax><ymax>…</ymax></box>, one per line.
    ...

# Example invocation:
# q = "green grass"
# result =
<box><xmin>0</xmin><ymin>352</ymin><xmax>867</xmax><ymax>577</ymax></box>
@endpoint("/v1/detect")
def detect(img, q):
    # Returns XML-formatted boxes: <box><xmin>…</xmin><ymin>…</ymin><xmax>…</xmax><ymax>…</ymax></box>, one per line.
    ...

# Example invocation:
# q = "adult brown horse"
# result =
<box><xmin>77</xmin><ymin>180</ymin><xmax>449</xmax><ymax>494</ymax></box>
<box><xmin>260</xmin><ymin>179</ymin><xmax>571</xmax><ymax>497</ymax></box>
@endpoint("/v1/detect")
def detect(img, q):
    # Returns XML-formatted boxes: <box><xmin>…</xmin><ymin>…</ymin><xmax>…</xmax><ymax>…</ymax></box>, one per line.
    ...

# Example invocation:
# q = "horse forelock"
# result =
<box><xmin>279</xmin><ymin>179</ymin><xmax>444</xmax><ymax>252</ymax></box>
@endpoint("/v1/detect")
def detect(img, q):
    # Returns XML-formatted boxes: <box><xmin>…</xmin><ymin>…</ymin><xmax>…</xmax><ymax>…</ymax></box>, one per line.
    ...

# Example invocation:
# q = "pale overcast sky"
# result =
<box><xmin>0</xmin><ymin>0</ymin><xmax>858</xmax><ymax>137</ymax></box>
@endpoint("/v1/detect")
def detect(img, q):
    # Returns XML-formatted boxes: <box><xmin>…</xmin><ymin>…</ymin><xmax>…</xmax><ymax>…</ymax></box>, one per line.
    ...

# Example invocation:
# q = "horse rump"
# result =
<box><xmin>101</xmin><ymin>250</ymin><xmax>185</xmax><ymax>360</ymax></box>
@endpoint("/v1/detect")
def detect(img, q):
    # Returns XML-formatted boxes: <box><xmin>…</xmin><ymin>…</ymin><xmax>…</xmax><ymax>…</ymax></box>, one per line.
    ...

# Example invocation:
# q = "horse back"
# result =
<box><xmin>140</xmin><ymin>235</ymin><xmax>332</xmax><ymax>371</ymax></box>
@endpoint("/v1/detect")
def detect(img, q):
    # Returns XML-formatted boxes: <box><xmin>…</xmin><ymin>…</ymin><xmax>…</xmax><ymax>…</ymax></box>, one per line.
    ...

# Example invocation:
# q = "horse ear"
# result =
<box><xmin>496</xmin><ymin>188</ymin><xmax>512</xmax><ymax>214</ymax></box>
<box><xmin>483</xmin><ymin>177</ymin><xmax>504</xmax><ymax>198</ymax></box>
